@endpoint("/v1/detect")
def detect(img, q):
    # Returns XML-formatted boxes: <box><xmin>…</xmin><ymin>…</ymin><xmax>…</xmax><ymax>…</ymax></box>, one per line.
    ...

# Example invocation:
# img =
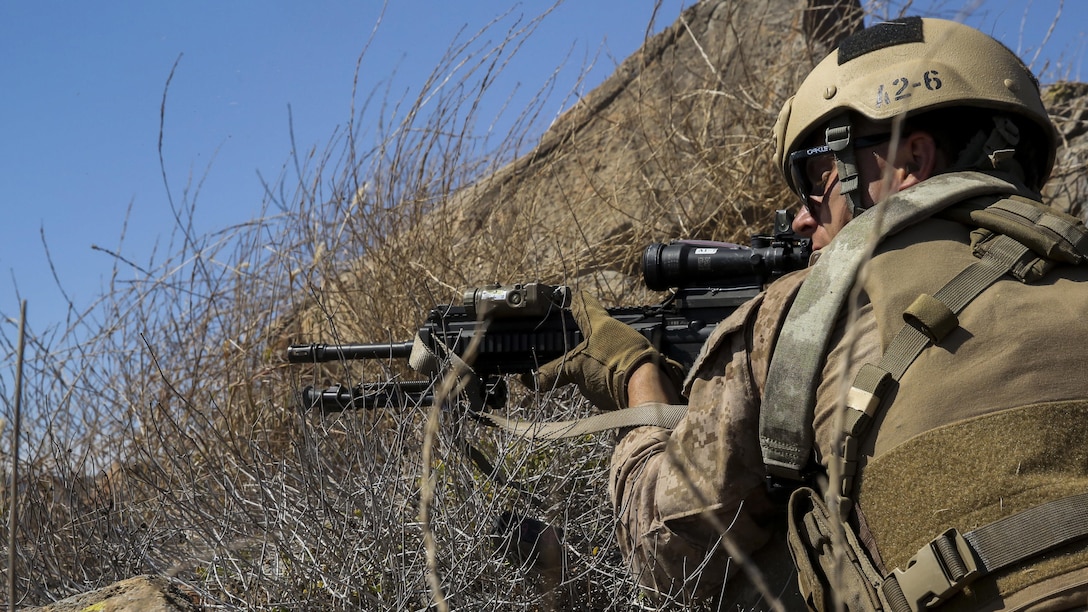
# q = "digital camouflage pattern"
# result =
<box><xmin>610</xmin><ymin>273</ymin><xmax>810</xmax><ymax>608</ymax></box>
<box><xmin>610</xmin><ymin>179</ymin><xmax>1088</xmax><ymax>609</ymax></box>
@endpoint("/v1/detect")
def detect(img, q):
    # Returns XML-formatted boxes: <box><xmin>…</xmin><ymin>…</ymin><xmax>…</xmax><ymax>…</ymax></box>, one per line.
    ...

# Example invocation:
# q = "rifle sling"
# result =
<box><xmin>480</xmin><ymin>402</ymin><xmax>688</xmax><ymax>440</ymax></box>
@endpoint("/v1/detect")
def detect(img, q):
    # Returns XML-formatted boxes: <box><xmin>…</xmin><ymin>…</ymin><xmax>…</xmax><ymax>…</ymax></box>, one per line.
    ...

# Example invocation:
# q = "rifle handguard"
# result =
<box><xmin>531</xmin><ymin>291</ymin><xmax>668</xmax><ymax>412</ymax></box>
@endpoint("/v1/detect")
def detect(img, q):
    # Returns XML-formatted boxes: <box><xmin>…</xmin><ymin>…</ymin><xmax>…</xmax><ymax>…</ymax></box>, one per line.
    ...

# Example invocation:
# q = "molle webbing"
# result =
<box><xmin>838</xmin><ymin>197</ymin><xmax>1088</xmax><ymax>496</ymax></box>
<box><xmin>836</xmin><ymin>232</ymin><xmax>1031</xmax><ymax>497</ymax></box>
<box><xmin>881</xmin><ymin>492</ymin><xmax>1088</xmax><ymax>612</ymax></box>
<box><xmin>945</xmin><ymin>194</ymin><xmax>1088</xmax><ymax>278</ymax></box>
<box><xmin>759</xmin><ymin>171</ymin><xmax>1024</xmax><ymax>481</ymax></box>
<box><xmin>858</xmin><ymin>400</ymin><xmax>1088</xmax><ymax>611</ymax></box>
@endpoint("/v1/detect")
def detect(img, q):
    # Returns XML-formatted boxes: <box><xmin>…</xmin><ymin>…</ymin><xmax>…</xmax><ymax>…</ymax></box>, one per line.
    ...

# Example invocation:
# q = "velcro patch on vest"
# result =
<box><xmin>857</xmin><ymin>400</ymin><xmax>1088</xmax><ymax>603</ymax></box>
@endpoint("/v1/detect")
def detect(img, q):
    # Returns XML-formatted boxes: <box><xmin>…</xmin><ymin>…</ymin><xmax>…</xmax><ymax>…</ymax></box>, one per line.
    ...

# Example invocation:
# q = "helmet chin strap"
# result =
<box><xmin>825</xmin><ymin>115</ymin><xmax>866</xmax><ymax>217</ymax></box>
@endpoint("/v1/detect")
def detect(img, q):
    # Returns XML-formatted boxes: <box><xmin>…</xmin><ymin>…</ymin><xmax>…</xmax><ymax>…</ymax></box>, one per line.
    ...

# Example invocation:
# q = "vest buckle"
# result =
<box><xmin>881</xmin><ymin>529</ymin><xmax>980</xmax><ymax>611</ymax></box>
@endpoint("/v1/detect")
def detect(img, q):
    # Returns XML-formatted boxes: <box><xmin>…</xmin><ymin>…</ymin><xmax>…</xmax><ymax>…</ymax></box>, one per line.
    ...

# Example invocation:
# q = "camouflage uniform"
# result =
<box><xmin>605</xmin><ymin>16</ymin><xmax>1088</xmax><ymax>611</ymax></box>
<box><xmin>610</xmin><ymin>197</ymin><xmax>1088</xmax><ymax>609</ymax></box>
<box><xmin>610</xmin><ymin>268</ymin><xmax>813</xmax><ymax>607</ymax></box>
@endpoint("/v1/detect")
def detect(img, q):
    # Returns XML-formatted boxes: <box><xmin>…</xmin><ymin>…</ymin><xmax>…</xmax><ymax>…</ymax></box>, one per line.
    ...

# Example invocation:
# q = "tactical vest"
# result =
<box><xmin>760</xmin><ymin>171</ymin><xmax>1088</xmax><ymax>611</ymax></box>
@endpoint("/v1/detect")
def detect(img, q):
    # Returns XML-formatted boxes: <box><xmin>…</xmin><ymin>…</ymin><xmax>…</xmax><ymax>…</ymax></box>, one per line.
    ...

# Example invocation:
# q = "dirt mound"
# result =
<box><xmin>292</xmin><ymin>0</ymin><xmax>864</xmax><ymax>343</ymax></box>
<box><xmin>288</xmin><ymin>0</ymin><xmax>1087</xmax><ymax>348</ymax></box>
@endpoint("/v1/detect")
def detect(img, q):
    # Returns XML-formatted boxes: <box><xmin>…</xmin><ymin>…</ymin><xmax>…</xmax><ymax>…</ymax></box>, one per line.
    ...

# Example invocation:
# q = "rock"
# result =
<box><xmin>23</xmin><ymin>575</ymin><xmax>201</xmax><ymax>612</ymax></box>
<box><xmin>1043</xmin><ymin>80</ymin><xmax>1088</xmax><ymax>217</ymax></box>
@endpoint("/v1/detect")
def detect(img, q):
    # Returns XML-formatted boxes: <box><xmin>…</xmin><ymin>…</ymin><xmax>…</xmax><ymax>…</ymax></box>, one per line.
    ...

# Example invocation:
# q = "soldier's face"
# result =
<box><xmin>791</xmin><ymin>130</ymin><xmax>924</xmax><ymax>249</ymax></box>
<box><xmin>790</xmin><ymin>184</ymin><xmax>852</xmax><ymax>250</ymax></box>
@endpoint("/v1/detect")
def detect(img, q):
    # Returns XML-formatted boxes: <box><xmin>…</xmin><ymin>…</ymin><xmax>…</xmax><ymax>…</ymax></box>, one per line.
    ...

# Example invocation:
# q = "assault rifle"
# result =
<box><xmin>288</xmin><ymin>211</ymin><xmax>811</xmax><ymax>413</ymax></box>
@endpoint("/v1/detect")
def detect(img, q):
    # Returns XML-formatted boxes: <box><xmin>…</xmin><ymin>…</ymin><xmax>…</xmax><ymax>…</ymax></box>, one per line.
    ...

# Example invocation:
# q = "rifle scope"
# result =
<box><xmin>641</xmin><ymin>237</ymin><xmax>811</xmax><ymax>291</ymax></box>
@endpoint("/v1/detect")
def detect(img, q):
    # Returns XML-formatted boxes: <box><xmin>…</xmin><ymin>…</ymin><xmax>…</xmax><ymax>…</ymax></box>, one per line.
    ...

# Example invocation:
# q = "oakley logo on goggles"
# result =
<box><xmin>787</xmin><ymin>133</ymin><xmax>893</xmax><ymax>203</ymax></box>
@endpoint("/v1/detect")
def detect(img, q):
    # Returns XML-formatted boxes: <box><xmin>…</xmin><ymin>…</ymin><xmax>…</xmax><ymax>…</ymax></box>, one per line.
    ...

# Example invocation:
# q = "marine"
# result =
<box><xmin>530</xmin><ymin>16</ymin><xmax>1088</xmax><ymax>610</ymax></box>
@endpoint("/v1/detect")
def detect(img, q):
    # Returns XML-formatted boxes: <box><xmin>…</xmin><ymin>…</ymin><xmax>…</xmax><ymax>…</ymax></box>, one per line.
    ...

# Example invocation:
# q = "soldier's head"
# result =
<box><xmin>773</xmin><ymin>17</ymin><xmax>1057</xmax><ymax>249</ymax></box>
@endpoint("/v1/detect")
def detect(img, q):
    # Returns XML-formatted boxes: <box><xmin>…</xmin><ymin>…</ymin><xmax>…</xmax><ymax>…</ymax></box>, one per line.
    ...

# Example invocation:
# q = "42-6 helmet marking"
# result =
<box><xmin>876</xmin><ymin>70</ymin><xmax>944</xmax><ymax>108</ymax></box>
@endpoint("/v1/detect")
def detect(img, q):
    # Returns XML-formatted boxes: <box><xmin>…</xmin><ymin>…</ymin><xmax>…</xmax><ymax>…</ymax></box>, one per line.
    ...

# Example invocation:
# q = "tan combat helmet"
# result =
<box><xmin>773</xmin><ymin>16</ymin><xmax>1058</xmax><ymax>214</ymax></box>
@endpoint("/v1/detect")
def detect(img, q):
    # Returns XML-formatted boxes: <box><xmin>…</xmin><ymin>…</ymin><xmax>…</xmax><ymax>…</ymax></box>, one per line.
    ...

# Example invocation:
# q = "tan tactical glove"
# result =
<box><xmin>526</xmin><ymin>291</ymin><xmax>683</xmax><ymax>411</ymax></box>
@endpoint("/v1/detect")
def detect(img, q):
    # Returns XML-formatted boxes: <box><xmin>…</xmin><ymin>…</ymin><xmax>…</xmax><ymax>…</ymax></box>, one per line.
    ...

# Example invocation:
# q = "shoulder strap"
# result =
<box><xmin>759</xmin><ymin>171</ymin><xmax>1025</xmax><ymax>482</ymax></box>
<box><xmin>835</xmin><ymin>232</ymin><xmax>1032</xmax><ymax>499</ymax></box>
<box><xmin>834</xmin><ymin>193</ymin><xmax>1088</xmax><ymax>498</ymax></box>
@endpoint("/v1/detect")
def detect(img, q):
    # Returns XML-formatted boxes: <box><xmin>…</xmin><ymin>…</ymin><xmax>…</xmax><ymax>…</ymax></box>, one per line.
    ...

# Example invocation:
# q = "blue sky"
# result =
<box><xmin>1</xmin><ymin>0</ymin><xmax>1084</xmax><ymax>338</ymax></box>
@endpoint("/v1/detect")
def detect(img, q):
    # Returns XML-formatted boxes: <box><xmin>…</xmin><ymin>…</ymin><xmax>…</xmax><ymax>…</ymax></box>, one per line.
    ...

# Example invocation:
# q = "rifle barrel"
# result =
<box><xmin>287</xmin><ymin>342</ymin><xmax>414</xmax><ymax>363</ymax></box>
<box><xmin>300</xmin><ymin>381</ymin><xmax>434</xmax><ymax>412</ymax></box>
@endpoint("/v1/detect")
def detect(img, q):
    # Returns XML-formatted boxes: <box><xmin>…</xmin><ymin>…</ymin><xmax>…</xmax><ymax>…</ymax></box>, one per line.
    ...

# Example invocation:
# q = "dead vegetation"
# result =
<box><xmin>1</xmin><ymin>1</ymin><xmax>1085</xmax><ymax>610</ymax></box>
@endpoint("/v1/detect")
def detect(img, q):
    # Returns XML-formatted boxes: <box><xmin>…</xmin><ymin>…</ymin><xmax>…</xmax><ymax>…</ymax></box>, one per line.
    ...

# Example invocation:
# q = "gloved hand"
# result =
<box><xmin>525</xmin><ymin>291</ymin><xmax>682</xmax><ymax>411</ymax></box>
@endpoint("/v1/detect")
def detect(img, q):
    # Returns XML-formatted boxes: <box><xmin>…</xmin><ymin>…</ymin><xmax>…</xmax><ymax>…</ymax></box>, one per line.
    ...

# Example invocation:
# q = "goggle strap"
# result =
<box><xmin>826</xmin><ymin>116</ymin><xmax>865</xmax><ymax>216</ymax></box>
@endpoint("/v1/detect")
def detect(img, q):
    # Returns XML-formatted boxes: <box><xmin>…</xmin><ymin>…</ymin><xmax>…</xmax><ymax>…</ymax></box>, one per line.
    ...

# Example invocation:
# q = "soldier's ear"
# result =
<box><xmin>897</xmin><ymin>131</ymin><xmax>939</xmax><ymax>188</ymax></box>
